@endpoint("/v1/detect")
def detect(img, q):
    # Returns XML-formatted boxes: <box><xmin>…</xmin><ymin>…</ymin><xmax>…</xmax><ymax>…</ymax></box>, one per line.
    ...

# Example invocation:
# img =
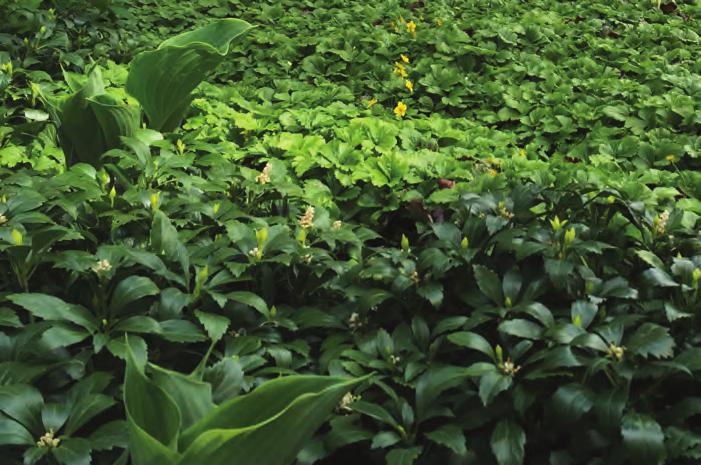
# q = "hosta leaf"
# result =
<box><xmin>88</xmin><ymin>93</ymin><xmax>140</xmax><ymax>149</ymax></box>
<box><xmin>124</xmin><ymin>339</ymin><xmax>181</xmax><ymax>459</ymax></box>
<box><xmin>490</xmin><ymin>419</ymin><xmax>526</xmax><ymax>465</ymax></box>
<box><xmin>149</xmin><ymin>364</ymin><xmax>215</xmax><ymax>430</ymax></box>
<box><xmin>127</xmin><ymin>19</ymin><xmax>253</xmax><ymax>131</ymax></box>
<box><xmin>177</xmin><ymin>375</ymin><xmax>366</xmax><ymax>465</ymax></box>
<box><xmin>621</xmin><ymin>413</ymin><xmax>665</xmax><ymax>465</ymax></box>
<box><xmin>50</xmin><ymin>66</ymin><xmax>137</xmax><ymax>167</ymax></box>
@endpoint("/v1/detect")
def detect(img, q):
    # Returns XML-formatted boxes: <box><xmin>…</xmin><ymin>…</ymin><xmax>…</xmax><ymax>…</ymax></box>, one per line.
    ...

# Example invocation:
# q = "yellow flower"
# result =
<box><xmin>400</xmin><ymin>54</ymin><xmax>410</xmax><ymax>63</ymax></box>
<box><xmin>36</xmin><ymin>429</ymin><xmax>60</xmax><ymax>449</ymax></box>
<box><xmin>486</xmin><ymin>168</ymin><xmax>498</xmax><ymax>177</ymax></box>
<box><xmin>406</xmin><ymin>21</ymin><xmax>417</xmax><ymax>35</ymax></box>
<box><xmin>518</xmin><ymin>148</ymin><xmax>527</xmax><ymax>158</ymax></box>
<box><xmin>393</xmin><ymin>62</ymin><xmax>408</xmax><ymax>78</ymax></box>
<box><xmin>366</xmin><ymin>97</ymin><xmax>378</xmax><ymax>108</ymax></box>
<box><xmin>405</xmin><ymin>80</ymin><xmax>414</xmax><ymax>93</ymax></box>
<box><xmin>394</xmin><ymin>101</ymin><xmax>407</xmax><ymax>118</ymax></box>
<box><xmin>435</xmin><ymin>18</ymin><xmax>444</xmax><ymax>27</ymax></box>
<box><xmin>665</xmin><ymin>154</ymin><xmax>677</xmax><ymax>163</ymax></box>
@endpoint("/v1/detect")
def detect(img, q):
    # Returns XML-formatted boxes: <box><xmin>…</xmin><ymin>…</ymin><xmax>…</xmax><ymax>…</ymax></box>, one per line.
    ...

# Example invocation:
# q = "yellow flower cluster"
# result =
<box><xmin>393</xmin><ymin>61</ymin><xmax>408</xmax><ymax>78</ymax></box>
<box><xmin>607</xmin><ymin>343</ymin><xmax>625</xmax><ymax>361</ymax></box>
<box><xmin>406</xmin><ymin>20</ymin><xmax>417</xmax><ymax>36</ymax></box>
<box><xmin>36</xmin><ymin>430</ymin><xmax>60</xmax><ymax>448</ymax></box>
<box><xmin>394</xmin><ymin>101</ymin><xmax>407</xmax><ymax>118</ymax></box>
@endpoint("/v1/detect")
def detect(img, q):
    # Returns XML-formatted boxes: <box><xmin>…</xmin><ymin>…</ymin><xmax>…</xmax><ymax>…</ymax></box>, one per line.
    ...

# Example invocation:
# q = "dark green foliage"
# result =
<box><xmin>2</xmin><ymin>0</ymin><xmax>701</xmax><ymax>464</ymax></box>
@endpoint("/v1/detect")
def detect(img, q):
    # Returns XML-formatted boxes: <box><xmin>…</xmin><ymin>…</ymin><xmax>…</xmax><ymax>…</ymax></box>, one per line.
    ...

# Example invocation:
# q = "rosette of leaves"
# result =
<box><xmin>44</xmin><ymin>65</ymin><xmax>139</xmax><ymax>168</ymax></box>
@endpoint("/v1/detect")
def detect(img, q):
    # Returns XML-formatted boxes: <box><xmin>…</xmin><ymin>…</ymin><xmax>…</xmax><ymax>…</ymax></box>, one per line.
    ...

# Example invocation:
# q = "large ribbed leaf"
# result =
<box><xmin>126</xmin><ymin>19</ymin><xmax>252</xmax><ymax>132</ymax></box>
<box><xmin>124</xmin><ymin>334</ymin><xmax>364</xmax><ymax>465</ymax></box>
<box><xmin>124</xmin><ymin>339</ymin><xmax>181</xmax><ymax>465</ymax></box>
<box><xmin>47</xmin><ymin>66</ymin><xmax>139</xmax><ymax>167</ymax></box>
<box><xmin>88</xmin><ymin>94</ymin><xmax>140</xmax><ymax>149</ymax></box>
<box><xmin>176</xmin><ymin>375</ymin><xmax>366</xmax><ymax>465</ymax></box>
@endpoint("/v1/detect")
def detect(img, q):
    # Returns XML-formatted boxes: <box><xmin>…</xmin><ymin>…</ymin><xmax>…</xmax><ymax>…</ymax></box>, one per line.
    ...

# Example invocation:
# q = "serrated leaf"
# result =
<box><xmin>627</xmin><ymin>323</ymin><xmax>675</xmax><ymax>359</ymax></box>
<box><xmin>194</xmin><ymin>311</ymin><xmax>230</xmax><ymax>342</ymax></box>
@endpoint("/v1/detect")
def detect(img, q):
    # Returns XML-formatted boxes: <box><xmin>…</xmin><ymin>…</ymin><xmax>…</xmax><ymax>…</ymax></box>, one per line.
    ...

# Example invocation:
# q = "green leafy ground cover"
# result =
<box><xmin>1</xmin><ymin>0</ymin><xmax>701</xmax><ymax>464</ymax></box>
